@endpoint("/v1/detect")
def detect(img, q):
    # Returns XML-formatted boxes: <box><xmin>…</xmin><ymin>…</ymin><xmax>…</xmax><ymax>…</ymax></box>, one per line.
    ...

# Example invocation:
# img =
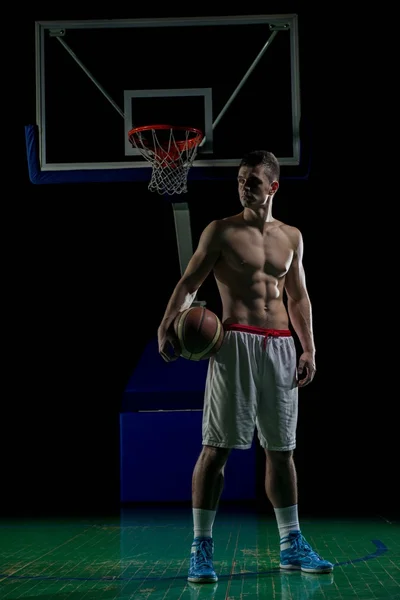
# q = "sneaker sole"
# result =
<box><xmin>187</xmin><ymin>575</ymin><xmax>218</xmax><ymax>583</ymax></box>
<box><xmin>280</xmin><ymin>563</ymin><xmax>333</xmax><ymax>574</ymax></box>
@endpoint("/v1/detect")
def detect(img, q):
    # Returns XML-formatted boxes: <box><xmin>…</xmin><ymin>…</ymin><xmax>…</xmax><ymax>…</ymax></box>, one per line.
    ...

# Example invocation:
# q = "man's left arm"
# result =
<box><xmin>284</xmin><ymin>229</ymin><xmax>316</xmax><ymax>387</ymax></box>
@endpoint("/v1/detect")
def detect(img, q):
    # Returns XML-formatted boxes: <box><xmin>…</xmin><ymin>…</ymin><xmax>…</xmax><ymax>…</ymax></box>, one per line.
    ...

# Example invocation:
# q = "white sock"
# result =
<box><xmin>193</xmin><ymin>508</ymin><xmax>216</xmax><ymax>539</ymax></box>
<box><xmin>274</xmin><ymin>505</ymin><xmax>300</xmax><ymax>549</ymax></box>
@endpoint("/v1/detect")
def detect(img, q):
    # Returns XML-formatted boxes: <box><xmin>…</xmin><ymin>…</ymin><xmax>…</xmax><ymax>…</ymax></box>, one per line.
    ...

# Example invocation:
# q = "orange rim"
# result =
<box><xmin>128</xmin><ymin>124</ymin><xmax>203</xmax><ymax>151</ymax></box>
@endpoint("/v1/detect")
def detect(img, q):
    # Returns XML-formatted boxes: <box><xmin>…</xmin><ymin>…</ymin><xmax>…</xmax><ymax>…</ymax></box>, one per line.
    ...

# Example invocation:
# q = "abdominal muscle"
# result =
<box><xmin>216</xmin><ymin>271</ymin><xmax>290</xmax><ymax>330</ymax></box>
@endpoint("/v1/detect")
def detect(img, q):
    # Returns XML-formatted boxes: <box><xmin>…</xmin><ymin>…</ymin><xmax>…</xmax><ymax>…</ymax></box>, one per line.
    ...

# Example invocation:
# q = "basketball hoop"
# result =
<box><xmin>128</xmin><ymin>124</ymin><xmax>203</xmax><ymax>195</ymax></box>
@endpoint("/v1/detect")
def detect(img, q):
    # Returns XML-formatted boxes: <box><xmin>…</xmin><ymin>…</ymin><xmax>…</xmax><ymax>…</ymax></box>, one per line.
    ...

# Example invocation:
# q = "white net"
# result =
<box><xmin>128</xmin><ymin>126</ymin><xmax>203</xmax><ymax>195</ymax></box>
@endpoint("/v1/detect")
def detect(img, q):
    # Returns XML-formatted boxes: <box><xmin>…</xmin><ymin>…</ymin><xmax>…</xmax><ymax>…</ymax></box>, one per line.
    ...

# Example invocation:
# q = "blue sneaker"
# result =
<box><xmin>187</xmin><ymin>537</ymin><xmax>218</xmax><ymax>583</ymax></box>
<box><xmin>280</xmin><ymin>531</ymin><xmax>334</xmax><ymax>574</ymax></box>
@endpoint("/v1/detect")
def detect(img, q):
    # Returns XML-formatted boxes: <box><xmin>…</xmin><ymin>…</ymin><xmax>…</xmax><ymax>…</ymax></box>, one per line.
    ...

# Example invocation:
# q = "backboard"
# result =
<box><xmin>27</xmin><ymin>14</ymin><xmax>305</xmax><ymax>185</ymax></box>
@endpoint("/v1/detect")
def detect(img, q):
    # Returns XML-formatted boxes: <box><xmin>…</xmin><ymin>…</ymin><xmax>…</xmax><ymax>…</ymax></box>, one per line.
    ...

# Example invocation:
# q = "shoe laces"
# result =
<box><xmin>283</xmin><ymin>532</ymin><xmax>324</xmax><ymax>560</ymax></box>
<box><xmin>193</xmin><ymin>539</ymin><xmax>213</xmax><ymax>567</ymax></box>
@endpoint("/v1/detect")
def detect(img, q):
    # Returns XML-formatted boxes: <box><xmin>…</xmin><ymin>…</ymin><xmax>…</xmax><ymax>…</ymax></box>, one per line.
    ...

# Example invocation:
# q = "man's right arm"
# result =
<box><xmin>158</xmin><ymin>220</ymin><xmax>222</xmax><ymax>361</ymax></box>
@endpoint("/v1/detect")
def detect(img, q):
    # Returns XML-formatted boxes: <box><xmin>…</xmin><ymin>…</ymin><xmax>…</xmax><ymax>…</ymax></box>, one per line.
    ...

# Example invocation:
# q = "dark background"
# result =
<box><xmin>4</xmin><ymin>6</ymin><xmax>396</xmax><ymax>521</ymax></box>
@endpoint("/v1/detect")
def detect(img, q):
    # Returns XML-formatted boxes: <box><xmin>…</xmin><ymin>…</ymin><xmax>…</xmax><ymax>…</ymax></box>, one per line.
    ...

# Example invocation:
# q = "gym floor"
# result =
<box><xmin>0</xmin><ymin>505</ymin><xmax>398</xmax><ymax>599</ymax></box>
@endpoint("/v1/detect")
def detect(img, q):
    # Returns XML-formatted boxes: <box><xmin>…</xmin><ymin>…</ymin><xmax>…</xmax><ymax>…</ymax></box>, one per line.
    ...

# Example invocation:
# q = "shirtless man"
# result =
<box><xmin>157</xmin><ymin>150</ymin><xmax>333</xmax><ymax>583</ymax></box>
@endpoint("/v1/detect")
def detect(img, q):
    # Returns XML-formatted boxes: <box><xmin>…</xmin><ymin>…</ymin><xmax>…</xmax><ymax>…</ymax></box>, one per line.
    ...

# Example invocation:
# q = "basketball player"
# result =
<box><xmin>157</xmin><ymin>150</ymin><xmax>333</xmax><ymax>583</ymax></box>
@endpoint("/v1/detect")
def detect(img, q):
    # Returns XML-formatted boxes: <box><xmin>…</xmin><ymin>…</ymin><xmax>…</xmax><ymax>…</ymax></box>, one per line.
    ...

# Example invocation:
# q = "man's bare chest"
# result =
<box><xmin>219</xmin><ymin>235</ymin><xmax>294</xmax><ymax>278</ymax></box>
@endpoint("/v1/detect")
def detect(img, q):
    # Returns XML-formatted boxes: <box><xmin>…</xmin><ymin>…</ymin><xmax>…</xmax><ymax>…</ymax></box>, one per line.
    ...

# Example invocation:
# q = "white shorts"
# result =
<box><xmin>202</xmin><ymin>324</ymin><xmax>298</xmax><ymax>451</ymax></box>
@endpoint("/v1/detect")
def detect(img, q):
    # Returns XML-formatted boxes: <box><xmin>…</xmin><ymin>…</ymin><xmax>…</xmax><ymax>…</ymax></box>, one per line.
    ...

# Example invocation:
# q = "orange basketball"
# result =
<box><xmin>173</xmin><ymin>306</ymin><xmax>224</xmax><ymax>361</ymax></box>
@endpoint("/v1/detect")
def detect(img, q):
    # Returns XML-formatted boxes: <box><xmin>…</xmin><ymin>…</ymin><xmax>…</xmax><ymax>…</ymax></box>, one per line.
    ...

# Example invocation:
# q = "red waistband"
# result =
<box><xmin>223</xmin><ymin>323</ymin><xmax>292</xmax><ymax>337</ymax></box>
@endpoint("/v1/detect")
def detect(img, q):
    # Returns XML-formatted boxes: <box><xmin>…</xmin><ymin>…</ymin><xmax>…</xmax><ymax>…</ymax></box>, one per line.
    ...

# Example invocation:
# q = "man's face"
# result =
<box><xmin>237</xmin><ymin>164</ymin><xmax>276</xmax><ymax>208</ymax></box>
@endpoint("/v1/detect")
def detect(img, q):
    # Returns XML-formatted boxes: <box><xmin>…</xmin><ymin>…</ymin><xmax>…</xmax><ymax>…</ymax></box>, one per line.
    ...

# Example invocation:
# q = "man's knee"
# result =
<box><xmin>265</xmin><ymin>449</ymin><xmax>294</xmax><ymax>465</ymax></box>
<box><xmin>200</xmin><ymin>445</ymin><xmax>231</xmax><ymax>469</ymax></box>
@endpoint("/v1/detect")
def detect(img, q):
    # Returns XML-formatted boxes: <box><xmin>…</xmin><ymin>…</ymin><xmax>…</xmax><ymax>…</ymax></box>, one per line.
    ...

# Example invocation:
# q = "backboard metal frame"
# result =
<box><xmin>35</xmin><ymin>14</ymin><xmax>301</xmax><ymax>173</ymax></box>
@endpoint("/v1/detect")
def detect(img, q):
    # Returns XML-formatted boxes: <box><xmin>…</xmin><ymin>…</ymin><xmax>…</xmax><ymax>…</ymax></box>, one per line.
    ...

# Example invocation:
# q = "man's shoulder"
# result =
<box><xmin>278</xmin><ymin>220</ymin><xmax>302</xmax><ymax>240</ymax></box>
<box><xmin>274</xmin><ymin>220</ymin><xmax>302</xmax><ymax>250</ymax></box>
<box><xmin>205</xmin><ymin>214</ymin><xmax>239</xmax><ymax>232</ymax></box>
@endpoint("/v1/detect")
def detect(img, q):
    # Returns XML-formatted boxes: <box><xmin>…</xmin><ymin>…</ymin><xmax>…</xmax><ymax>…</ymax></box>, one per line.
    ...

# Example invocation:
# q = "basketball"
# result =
<box><xmin>173</xmin><ymin>306</ymin><xmax>224</xmax><ymax>361</ymax></box>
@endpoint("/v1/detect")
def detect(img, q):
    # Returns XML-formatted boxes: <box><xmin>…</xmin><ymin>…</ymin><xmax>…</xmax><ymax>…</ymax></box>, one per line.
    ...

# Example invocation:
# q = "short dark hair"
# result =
<box><xmin>239</xmin><ymin>150</ymin><xmax>280</xmax><ymax>181</ymax></box>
